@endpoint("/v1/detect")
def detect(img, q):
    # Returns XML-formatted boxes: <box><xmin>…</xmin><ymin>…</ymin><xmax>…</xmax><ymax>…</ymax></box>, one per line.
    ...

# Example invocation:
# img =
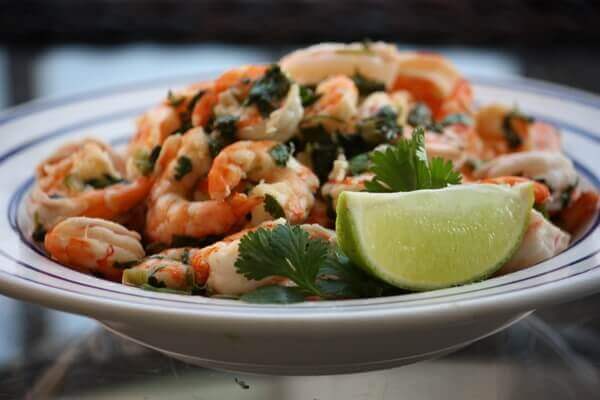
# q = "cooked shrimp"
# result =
<box><xmin>122</xmin><ymin>248</ymin><xmax>204</xmax><ymax>292</ymax></box>
<box><xmin>207</xmin><ymin>140</ymin><xmax>319</xmax><ymax>224</ymax></box>
<box><xmin>475</xmin><ymin>104</ymin><xmax>561</xmax><ymax>156</ymax></box>
<box><xmin>303</xmin><ymin>75</ymin><xmax>359</xmax><ymax>135</ymax></box>
<box><xmin>479</xmin><ymin>176</ymin><xmax>551</xmax><ymax>205</ymax></box>
<box><xmin>145</xmin><ymin>128</ymin><xmax>259</xmax><ymax>245</ymax></box>
<box><xmin>280</xmin><ymin>41</ymin><xmax>402</xmax><ymax>87</ymax></box>
<box><xmin>557</xmin><ymin>191</ymin><xmax>599</xmax><ymax>234</ymax></box>
<box><xmin>391</xmin><ymin>52</ymin><xmax>473</xmax><ymax>119</ymax></box>
<box><xmin>44</xmin><ymin>217</ymin><xmax>145</xmax><ymax>281</ymax></box>
<box><xmin>321</xmin><ymin>173</ymin><xmax>374</xmax><ymax>209</ymax></box>
<box><xmin>474</xmin><ymin>151</ymin><xmax>578</xmax><ymax>213</ymax></box>
<box><xmin>28</xmin><ymin>139</ymin><xmax>153</xmax><ymax>232</ymax></box>
<box><xmin>192</xmin><ymin>65</ymin><xmax>303</xmax><ymax>142</ymax></box>
<box><xmin>496</xmin><ymin>210</ymin><xmax>570</xmax><ymax>275</ymax></box>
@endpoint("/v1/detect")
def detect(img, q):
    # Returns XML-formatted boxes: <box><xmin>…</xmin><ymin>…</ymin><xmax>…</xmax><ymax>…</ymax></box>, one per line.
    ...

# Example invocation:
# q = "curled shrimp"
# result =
<box><xmin>126</xmin><ymin>81</ymin><xmax>214</xmax><ymax>178</ymax></box>
<box><xmin>191</xmin><ymin>65</ymin><xmax>304</xmax><ymax>142</ymax></box>
<box><xmin>207</xmin><ymin>140</ymin><xmax>319</xmax><ymax>225</ymax></box>
<box><xmin>44</xmin><ymin>217</ymin><xmax>145</xmax><ymax>281</ymax></box>
<box><xmin>557</xmin><ymin>191</ymin><xmax>599</xmax><ymax>234</ymax></box>
<box><xmin>496</xmin><ymin>210</ymin><xmax>570</xmax><ymax>276</ymax></box>
<box><xmin>479</xmin><ymin>176</ymin><xmax>551</xmax><ymax>205</ymax></box>
<box><xmin>280</xmin><ymin>41</ymin><xmax>402</xmax><ymax>87</ymax></box>
<box><xmin>28</xmin><ymin>138</ymin><xmax>153</xmax><ymax>232</ymax></box>
<box><xmin>474</xmin><ymin>151</ymin><xmax>578</xmax><ymax>213</ymax></box>
<box><xmin>391</xmin><ymin>52</ymin><xmax>473</xmax><ymax>120</ymax></box>
<box><xmin>475</xmin><ymin>104</ymin><xmax>561</xmax><ymax>156</ymax></box>
<box><xmin>145</xmin><ymin>128</ymin><xmax>259</xmax><ymax>245</ymax></box>
<box><xmin>321</xmin><ymin>173</ymin><xmax>374</xmax><ymax>209</ymax></box>
<box><xmin>122</xmin><ymin>248</ymin><xmax>205</xmax><ymax>292</ymax></box>
<box><xmin>302</xmin><ymin>75</ymin><xmax>359</xmax><ymax>135</ymax></box>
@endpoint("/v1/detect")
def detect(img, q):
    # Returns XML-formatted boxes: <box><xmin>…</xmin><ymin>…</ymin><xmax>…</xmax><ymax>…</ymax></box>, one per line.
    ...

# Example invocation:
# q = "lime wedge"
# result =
<box><xmin>336</xmin><ymin>183</ymin><xmax>534</xmax><ymax>290</ymax></box>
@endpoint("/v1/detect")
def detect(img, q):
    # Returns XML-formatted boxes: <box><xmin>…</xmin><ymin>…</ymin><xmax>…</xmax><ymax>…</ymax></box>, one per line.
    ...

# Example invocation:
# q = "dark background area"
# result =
<box><xmin>0</xmin><ymin>2</ymin><xmax>599</xmax><ymax>399</ymax></box>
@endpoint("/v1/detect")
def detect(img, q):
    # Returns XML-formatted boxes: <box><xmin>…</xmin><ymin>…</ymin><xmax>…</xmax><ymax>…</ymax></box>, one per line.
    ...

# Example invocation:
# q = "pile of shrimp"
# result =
<box><xmin>28</xmin><ymin>42</ymin><xmax>599</xmax><ymax>297</ymax></box>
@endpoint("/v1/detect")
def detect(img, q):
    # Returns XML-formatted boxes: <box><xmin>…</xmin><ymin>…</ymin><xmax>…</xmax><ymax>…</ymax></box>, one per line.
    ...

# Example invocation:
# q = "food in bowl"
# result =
<box><xmin>27</xmin><ymin>41</ymin><xmax>599</xmax><ymax>303</ymax></box>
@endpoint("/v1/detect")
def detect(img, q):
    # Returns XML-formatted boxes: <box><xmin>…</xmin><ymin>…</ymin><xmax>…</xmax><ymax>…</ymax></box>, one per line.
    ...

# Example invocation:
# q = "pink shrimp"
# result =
<box><xmin>44</xmin><ymin>217</ymin><xmax>145</xmax><ymax>282</ymax></box>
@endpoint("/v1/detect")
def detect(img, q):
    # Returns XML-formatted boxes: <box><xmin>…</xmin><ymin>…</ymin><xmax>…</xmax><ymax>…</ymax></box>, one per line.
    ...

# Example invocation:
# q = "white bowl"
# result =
<box><xmin>0</xmin><ymin>74</ymin><xmax>598</xmax><ymax>375</ymax></box>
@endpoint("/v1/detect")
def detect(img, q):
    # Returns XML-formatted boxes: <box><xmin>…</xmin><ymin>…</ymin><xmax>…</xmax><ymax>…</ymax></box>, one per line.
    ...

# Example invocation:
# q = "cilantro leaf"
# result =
<box><xmin>166</xmin><ymin>90</ymin><xmax>184</xmax><ymax>107</ymax></box>
<box><xmin>407</xmin><ymin>102</ymin><xmax>433</xmax><ymax>127</ymax></box>
<box><xmin>246</xmin><ymin>65</ymin><xmax>291</xmax><ymax>117</ymax></box>
<box><xmin>174</xmin><ymin>156</ymin><xmax>193</xmax><ymax>181</ymax></box>
<box><xmin>351</xmin><ymin>71</ymin><xmax>385</xmax><ymax>97</ymax></box>
<box><xmin>365</xmin><ymin>127</ymin><xmax>461</xmax><ymax>192</ymax></box>
<box><xmin>429</xmin><ymin>157</ymin><xmax>462</xmax><ymax>188</ymax></box>
<box><xmin>358</xmin><ymin>106</ymin><xmax>401</xmax><ymax>144</ymax></box>
<box><xmin>235</xmin><ymin>224</ymin><xmax>328</xmax><ymax>297</ymax></box>
<box><xmin>263</xmin><ymin>194</ymin><xmax>285</xmax><ymax>219</ymax></box>
<box><xmin>502</xmin><ymin>108</ymin><xmax>534</xmax><ymax>149</ymax></box>
<box><xmin>269</xmin><ymin>143</ymin><xmax>293</xmax><ymax>167</ymax></box>
<box><xmin>299</xmin><ymin>85</ymin><xmax>321</xmax><ymax>107</ymax></box>
<box><xmin>208</xmin><ymin>115</ymin><xmax>239</xmax><ymax>157</ymax></box>
<box><xmin>84</xmin><ymin>174</ymin><xmax>124</xmax><ymax>189</ymax></box>
<box><xmin>348</xmin><ymin>153</ymin><xmax>370</xmax><ymax>175</ymax></box>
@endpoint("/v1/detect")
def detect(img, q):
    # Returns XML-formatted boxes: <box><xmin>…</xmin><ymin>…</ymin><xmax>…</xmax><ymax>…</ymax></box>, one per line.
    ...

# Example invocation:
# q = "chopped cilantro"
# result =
<box><xmin>113</xmin><ymin>260</ymin><xmax>139</xmax><ymax>270</ymax></box>
<box><xmin>32</xmin><ymin>212</ymin><xmax>46</xmax><ymax>242</ymax></box>
<box><xmin>166</xmin><ymin>90</ymin><xmax>184</xmax><ymax>107</ymax></box>
<box><xmin>213</xmin><ymin>114</ymin><xmax>239</xmax><ymax>137</ymax></box>
<box><xmin>299</xmin><ymin>85</ymin><xmax>321</xmax><ymax>107</ymax></box>
<box><xmin>348</xmin><ymin>153</ymin><xmax>370</xmax><ymax>175</ymax></box>
<box><xmin>170</xmin><ymin>120</ymin><xmax>193</xmax><ymax>136</ymax></box>
<box><xmin>407</xmin><ymin>102</ymin><xmax>433</xmax><ymax>127</ymax></box>
<box><xmin>135</xmin><ymin>145</ymin><xmax>161</xmax><ymax>176</ymax></box>
<box><xmin>84</xmin><ymin>174</ymin><xmax>124</xmax><ymax>189</ymax></box>
<box><xmin>264</xmin><ymin>194</ymin><xmax>285</xmax><ymax>219</ymax></box>
<box><xmin>269</xmin><ymin>143</ymin><xmax>293</xmax><ymax>167</ymax></box>
<box><xmin>502</xmin><ymin>109</ymin><xmax>534</xmax><ymax>149</ymax></box>
<box><xmin>351</xmin><ymin>71</ymin><xmax>385</xmax><ymax>97</ymax></box>
<box><xmin>246</xmin><ymin>65</ymin><xmax>291</xmax><ymax>117</ymax></box>
<box><xmin>174</xmin><ymin>156</ymin><xmax>193</xmax><ymax>181</ymax></box>
<box><xmin>187</xmin><ymin>90</ymin><xmax>205</xmax><ymax>113</ymax></box>
<box><xmin>440</xmin><ymin>113</ymin><xmax>473</xmax><ymax>126</ymax></box>
<box><xmin>358</xmin><ymin>106</ymin><xmax>401</xmax><ymax>144</ymax></box>
<box><xmin>365</xmin><ymin>127</ymin><xmax>461</xmax><ymax>192</ymax></box>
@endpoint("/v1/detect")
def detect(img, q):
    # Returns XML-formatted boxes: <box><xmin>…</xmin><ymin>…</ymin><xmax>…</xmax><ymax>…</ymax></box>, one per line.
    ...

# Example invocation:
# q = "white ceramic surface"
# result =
<box><xmin>0</xmin><ymin>74</ymin><xmax>598</xmax><ymax>375</ymax></box>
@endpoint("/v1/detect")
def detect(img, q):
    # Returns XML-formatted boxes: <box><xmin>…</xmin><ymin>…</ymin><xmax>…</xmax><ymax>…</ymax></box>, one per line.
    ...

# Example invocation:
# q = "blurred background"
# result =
<box><xmin>1</xmin><ymin>1</ymin><xmax>600</xmax><ymax>399</ymax></box>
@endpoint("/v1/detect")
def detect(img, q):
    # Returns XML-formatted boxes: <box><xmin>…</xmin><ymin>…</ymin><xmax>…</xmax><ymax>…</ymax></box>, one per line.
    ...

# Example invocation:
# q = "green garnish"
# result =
<box><xmin>358</xmin><ymin>106</ymin><xmax>401</xmax><ymax>144</ymax></box>
<box><xmin>502</xmin><ymin>109</ymin><xmax>534</xmax><ymax>149</ymax></box>
<box><xmin>264</xmin><ymin>194</ymin><xmax>285</xmax><ymax>219</ymax></box>
<box><xmin>84</xmin><ymin>174</ymin><xmax>124</xmax><ymax>189</ymax></box>
<box><xmin>269</xmin><ymin>143</ymin><xmax>293</xmax><ymax>167</ymax></box>
<box><xmin>207</xmin><ymin>115</ymin><xmax>239</xmax><ymax>157</ymax></box>
<box><xmin>236</xmin><ymin>223</ymin><xmax>396</xmax><ymax>303</ymax></box>
<box><xmin>440</xmin><ymin>113</ymin><xmax>473</xmax><ymax>126</ymax></box>
<box><xmin>407</xmin><ymin>102</ymin><xmax>433</xmax><ymax>127</ymax></box>
<box><xmin>187</xmin><ymin>90</ymin><xmax>205</xmax><ymax>113</ymax></box>
<box><xmin>166</xmin><ymin>90</ymin><xmax>184</xmax><ymax>107</ymax></box>
<box><xmin>134</xmin><ymin>145</ymin><xmax>161</xmax><ymax>176</ymax></box>
<box><xmin>170</xmin><ymin>120</ymin><xmax>193</xmax><ymax>136</ymax></box>
<box><xmin>63</xmin><ymin>174</ymin><xmax>84</xmax><ymax>192</ymax></box>
<box><xmin>351</xmin><ymin>71</ymin><xmax>385</xmax><ymax>97</ymax></box>
<box><xmin>32</xmin><ymin>212</ymin><xmax>46</xmax><ymax>242</ymax></box>
<box><xmin>113</xmin><ymin>260</ymin><xmax>139</xmax><ymax>270</ymax></box>
<box><xmin>246</xmin><ymin>64</ymin><xmax>291</xmax><ymax>117</ymax></box>
<box><xmin>174</xmin><ymin>156</ymin><xmax>193</xmax><ymax>181</ymax></box>
<box><xmin>348</xmin><ymin>153</ymin><xmax>370</xmax><ymax>175</ymax></box>
<box><xmin>236</xmin><ymin>224</ymin><xmax>328</xmax><ymax>298</ymax></box>
<box><xmin>365</xmin><ymin>127</ymin><xmax>461</xmax><ymax>192</ymax></box>
<box><xmin>299</xmin><ymin>85</ymin><xmax>321</xmax><ymax>107</ymax></box>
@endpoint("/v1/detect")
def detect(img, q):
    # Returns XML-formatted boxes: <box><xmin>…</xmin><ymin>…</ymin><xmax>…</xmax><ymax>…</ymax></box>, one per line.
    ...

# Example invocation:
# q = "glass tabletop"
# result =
<box><xmin>0</xmin><ymin>43</ymin><xmax>599</xmax><ymax>399</ymax></box>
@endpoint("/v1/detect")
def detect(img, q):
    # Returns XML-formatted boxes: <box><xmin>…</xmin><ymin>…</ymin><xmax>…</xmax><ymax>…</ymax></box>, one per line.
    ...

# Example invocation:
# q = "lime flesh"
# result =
<box><xmin>336</xmin><ymin>183</ymin><xmax>534</xmax><ymax>291</ymax></box>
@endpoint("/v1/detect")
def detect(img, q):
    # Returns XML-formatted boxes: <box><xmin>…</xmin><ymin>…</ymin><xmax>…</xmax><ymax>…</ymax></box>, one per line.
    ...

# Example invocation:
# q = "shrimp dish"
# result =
<box><xmin>28</xmin><ymin>42</ymin><xmax>599</xmax><ymax>303</ymax></box>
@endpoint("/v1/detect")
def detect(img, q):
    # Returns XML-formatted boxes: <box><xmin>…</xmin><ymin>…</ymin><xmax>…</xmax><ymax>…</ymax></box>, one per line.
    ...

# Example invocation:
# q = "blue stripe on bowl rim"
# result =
<box><xmin>0</xmin><ymin>75</ymin><xmax>597</xmax><ymax>311</ymax></box>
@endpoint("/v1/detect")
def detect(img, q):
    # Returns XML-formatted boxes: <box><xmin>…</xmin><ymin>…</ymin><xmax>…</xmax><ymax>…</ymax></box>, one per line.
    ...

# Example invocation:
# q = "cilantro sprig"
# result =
<box><xmin>235</xmin><ymin>224</ymin><xmax>396</xmax><ymax>303</ymax></box>
<box><xmin>365</xmin><ymin>127</ymin><xmax>461</xmax><ymax>192</ymax></box>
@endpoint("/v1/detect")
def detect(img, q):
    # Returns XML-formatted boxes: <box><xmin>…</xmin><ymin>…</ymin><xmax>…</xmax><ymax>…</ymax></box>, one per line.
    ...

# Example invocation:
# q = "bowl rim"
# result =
<box><xmin>0</xmin><ymin>72</ymin><xmax>598</xmax><ymax>326</ymax></box>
